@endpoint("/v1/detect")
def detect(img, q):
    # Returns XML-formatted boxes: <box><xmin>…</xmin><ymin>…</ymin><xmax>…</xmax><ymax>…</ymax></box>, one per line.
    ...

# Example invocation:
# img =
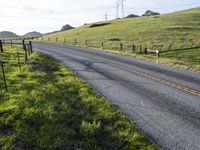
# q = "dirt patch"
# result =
<box><xmin>109</xmin><ymin>38</ymin><xmax>121</xmax><ymax>41</ymax></box>
<box><xmin>89</xmin><ymin>23</ymin><xmax>111</xmax><ymax>28</ymax></box>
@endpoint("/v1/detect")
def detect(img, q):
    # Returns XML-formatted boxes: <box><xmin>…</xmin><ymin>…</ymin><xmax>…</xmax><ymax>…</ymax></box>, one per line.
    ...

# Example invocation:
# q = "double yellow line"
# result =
<box><xmin>93</xmin><ymin>57</ymin><xmax>200</xmax><ymax>97</ymax></box>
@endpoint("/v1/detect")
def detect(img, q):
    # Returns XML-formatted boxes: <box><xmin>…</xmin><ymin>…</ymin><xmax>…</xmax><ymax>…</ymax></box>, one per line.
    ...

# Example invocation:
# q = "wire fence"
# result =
<box><xmin>34</xmin><ymin>36</ymin><xmax>200</xmax><ymax>59</ymax></box>
<box><xmin>0</xmin><ymin>40</ymin><xmax>33</xmax><ymax>93</ymax></box>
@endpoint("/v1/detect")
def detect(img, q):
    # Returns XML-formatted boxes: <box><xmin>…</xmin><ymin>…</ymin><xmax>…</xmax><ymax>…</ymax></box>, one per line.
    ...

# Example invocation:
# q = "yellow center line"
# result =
<box><xmin>92</xmin><ymin>57</ymin><xmax>200</xmax><ymax>97</ymax></box>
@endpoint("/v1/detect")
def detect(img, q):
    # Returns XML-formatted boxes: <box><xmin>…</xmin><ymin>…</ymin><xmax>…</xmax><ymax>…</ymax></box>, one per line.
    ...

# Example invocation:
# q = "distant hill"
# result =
<box><xmin>23</xmin><ymin>31</ymin><xmax>42</xmax><ymax>38</ymax></box>
<box><xmin>125</xmin><ymin>14</ymin><xmax>140</xmax><ymax>18</ymax></box>
<box><xmin>0</xmin><ymin>31</ymin><xmax>19</xmax><ymax>38</ymax></box>
<box><xmin>61</xmin><ymin>24</ymin><xmax>74</xmax><ymax>31</ymax></box>
<box><xmin>44</xmin><ymin>24</ymin><xmax>74</xmax><ymax>36</ymax></box>
<box><xmin>142</xmin><ymin>10</ymin><xmax>160</xmax><ymax>16</ymax></box>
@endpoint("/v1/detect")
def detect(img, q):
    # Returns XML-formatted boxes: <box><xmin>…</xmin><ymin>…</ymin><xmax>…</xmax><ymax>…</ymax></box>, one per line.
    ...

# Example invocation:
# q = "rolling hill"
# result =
<box><xmin>0</xmin><ymin>31</ymin><xmax>19</xmax><ymax>38</ymax></box>
<box><xmin>23</xmin><ymin>31</ymin><xmax>42</xmax><ymax>38</ymax></box>
<box><xmin>40</xmin><ymin>7</ymin><xmax>200</xmax><ymax>51</ymax></box>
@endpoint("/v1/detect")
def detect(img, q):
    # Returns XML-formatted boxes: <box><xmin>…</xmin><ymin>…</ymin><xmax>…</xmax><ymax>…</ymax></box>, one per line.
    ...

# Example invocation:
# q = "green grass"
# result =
<box><xmin>0</xmin><ymin>46</ymin><xmax>156</xmax><ymax>149</ymax></box>
<box><xmin>36</xmin><ymin>7</ymin><xmax>200</xmax><ymax>72</ymax></box>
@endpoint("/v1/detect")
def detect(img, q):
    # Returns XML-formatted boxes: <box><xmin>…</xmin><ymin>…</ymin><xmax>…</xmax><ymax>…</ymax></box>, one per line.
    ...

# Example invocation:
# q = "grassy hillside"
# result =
<box><xmin>0</xmin><ymin>46</ymin><xmax>156</xmax><ymax>149</ymax></box>
<box><xmin>41</xmin><ymin>7</ymin><xmax>200</xmax><ymax>51</ymax></box>
<box><xmin>37</xmin><ymin>7</ymin><xmax>200</xmax><ymax>72</ymax></box>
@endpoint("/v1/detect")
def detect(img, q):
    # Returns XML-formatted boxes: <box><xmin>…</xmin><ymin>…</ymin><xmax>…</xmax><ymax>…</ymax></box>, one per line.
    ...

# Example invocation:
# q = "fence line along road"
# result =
<box><xmin>0</xmin><ymin>40</ymin><xmax>33</xmax><ymax>92</ymax></box>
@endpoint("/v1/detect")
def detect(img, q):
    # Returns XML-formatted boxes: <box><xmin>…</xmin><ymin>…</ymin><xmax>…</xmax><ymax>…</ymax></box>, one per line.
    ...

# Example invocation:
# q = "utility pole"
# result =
<box><xmin>105</xmin><ymin>13</ymin><xmax>108</xmax><ymax>21</ymax></box>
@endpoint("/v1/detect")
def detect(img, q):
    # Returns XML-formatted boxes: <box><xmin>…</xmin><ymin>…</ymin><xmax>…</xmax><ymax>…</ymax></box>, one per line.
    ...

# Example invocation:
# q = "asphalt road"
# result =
<box><xmin>33</xmin><ymin>42</ymin><xmax>200</xmax><ymax>150</ymax></box>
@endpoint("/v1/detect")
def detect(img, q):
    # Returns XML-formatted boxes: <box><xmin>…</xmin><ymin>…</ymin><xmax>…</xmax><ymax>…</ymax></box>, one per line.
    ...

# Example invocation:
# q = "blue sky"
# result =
<box><xmin>0</xmin><ymin>0</ymin><xmax>199</xmax><ymax>35</ymax></box>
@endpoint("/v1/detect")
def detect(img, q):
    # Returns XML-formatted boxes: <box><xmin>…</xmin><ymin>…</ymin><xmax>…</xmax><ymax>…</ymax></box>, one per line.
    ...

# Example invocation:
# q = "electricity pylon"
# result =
<box><xmin>115</xmin><ymin>0</ymin><xmax>126</xmax><ymax>18</ymax></box>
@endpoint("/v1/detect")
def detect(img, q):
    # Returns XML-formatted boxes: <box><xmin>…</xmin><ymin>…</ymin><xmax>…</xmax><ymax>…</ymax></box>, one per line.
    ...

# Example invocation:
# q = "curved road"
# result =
<box><xmin>33</xmin><ymin>42</ymin><xmax>200</xmax><ymax>150</ymax></box>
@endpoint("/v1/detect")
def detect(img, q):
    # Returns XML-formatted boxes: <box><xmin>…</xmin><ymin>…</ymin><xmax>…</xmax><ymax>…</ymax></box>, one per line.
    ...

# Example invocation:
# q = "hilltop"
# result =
<box><xmin>61</xmin><ymin>24</ymin><xmax>74</xmax><ymax>31</ymax></box>
<box><xmin>0</xmin><ymin>31</ymin><xmax>19</xmax><ymax>38</ymax></box>
<box><xmin>44</xmin><ymin>24</ymin><xmax>74</xmax><ymax>35</ymax></box>
<box><xmin>23</xmin><ymin>31</ymin><xmax>42</xmax><ymax>38</ymax></box>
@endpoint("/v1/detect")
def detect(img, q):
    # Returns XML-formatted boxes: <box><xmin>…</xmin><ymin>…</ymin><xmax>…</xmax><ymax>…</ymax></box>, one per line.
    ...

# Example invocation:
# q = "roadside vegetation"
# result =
<box><xmin>36</xmin><ymin>7</ymin><xmax>200</xmax><ymax>72</ymax></box>
<box><xmin>0</xmin><ymin>46</ymin><xmax>156</xmax><ymax>149</ymax></box>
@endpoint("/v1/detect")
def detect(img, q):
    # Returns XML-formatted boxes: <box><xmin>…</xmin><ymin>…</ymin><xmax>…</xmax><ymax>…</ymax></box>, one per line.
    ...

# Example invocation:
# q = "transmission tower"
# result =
<box><xmin>115</xmin><ymin>0</ymin><xmax>126</xmax><ymax>18</ymax></box>
<box><xmin>121</xmin><ymin>0</ymin><xmax>126</xmax><ymax>18</ymax></box>
<box><xmin>105</xmin><ymin>13</ymin><xmax>108</xmax><ymax>21</ymax></box>
<box><xmin>115</xmin><ymin>0</ymin><xmax>120</xmax><ymax>18</ymax></box>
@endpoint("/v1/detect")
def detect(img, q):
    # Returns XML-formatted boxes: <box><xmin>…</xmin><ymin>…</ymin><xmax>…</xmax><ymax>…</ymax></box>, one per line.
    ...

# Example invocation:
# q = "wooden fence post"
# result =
<box><xmin>1</xmin><ymin>62</ymin><xmax>8</xmax><ymax>92</ymax></box>
<box><xmin>144</xmin><ymin>48</ymin><xmax>147</xmax><ymax>54</ymax></box>
<box><xmin>120</xmin><ymin>43</ymin><xmax>123</xmax><ymax>50</ymax></box>
<box><xmin>157</xmin><ymin>50</ymin><xmax>160</xmax><ymax>58</ymax></box>
<box><xmin>102</xmin><ymin>42</ymin><xmax>104</xmax><ymax>49</ymax></box>
<box><xmin>85</xmin><ymin>40</ymin><xmax>88</xmax><ymax>46</ymax></box>
<box><xmin>74</xmin><ymin>39</ymin><xmax>77</xmax><ymax>45</ymax></box>
<box><xmin>139</xmin><ymin>45</ymin><xmax>142</xmax><ymax>54</ymax></box>
<box><xmin>48</xmin><ymin>37</ymin><xmax>50</xmax><ymax>42</ymax></box>
<box><xmin>132</xmin><ymin>44</ymin><xmax>135</xmax><ymax>53</ymax></box>
<box><xmin>10</xmin><ymin>39</ymin><xmax>12</xmax><ymax>47</ymax></box>
<box><xmin>22</xmin><ymin>40</ymin><xmax>28</xmax><ymax>62</ymax></box>
<box><xmin>64</xmin><ymin>38</ymin><xmax>66</xmax><ymax>44</ymax></box>
<box><xmin>29</xmin><ymin>41</ymin><xmax>33</xmax><ymax>54</ymax></box>
<box><xmin>0</xmin><ymin>40</ymin><xmax>3</xmax><ymax>52</ymax></box>
<box><xmin>56</xmin><ymin>37</ymin><xmax>58</xmax><ymax>42</ymax></box>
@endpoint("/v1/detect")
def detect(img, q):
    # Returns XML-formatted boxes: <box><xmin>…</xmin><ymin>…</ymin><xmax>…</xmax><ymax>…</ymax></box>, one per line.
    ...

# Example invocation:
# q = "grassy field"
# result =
<box><xmin>36</xmin><ymin>7</ymin><xmax>200</xmax><ymax>72</ymax></box>
<box><xmin>0</xmin><ymin>46</ymin><xmax>156</xmax><ymax>149</ymax></box>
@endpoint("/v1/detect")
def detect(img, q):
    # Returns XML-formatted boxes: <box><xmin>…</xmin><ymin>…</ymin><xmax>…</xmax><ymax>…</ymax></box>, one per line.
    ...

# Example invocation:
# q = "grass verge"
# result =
<box><xmin>0</xmin><ymin>46</ymin><xmax>156</xmax><ymax>149</ymax></box>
